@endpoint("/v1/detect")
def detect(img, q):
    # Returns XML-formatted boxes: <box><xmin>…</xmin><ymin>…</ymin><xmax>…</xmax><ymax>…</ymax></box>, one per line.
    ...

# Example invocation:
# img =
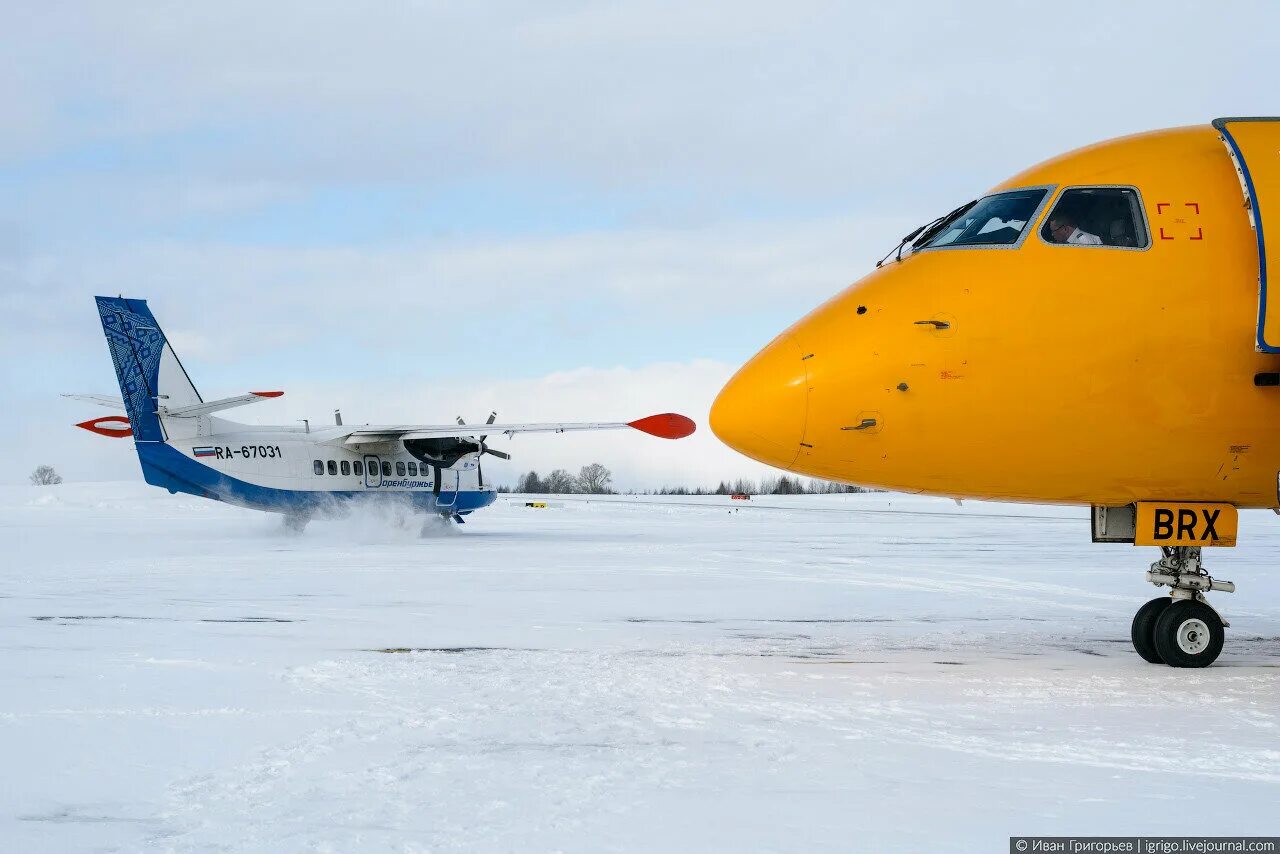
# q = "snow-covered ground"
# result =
<box><xmin>3</xmin><ymin>483</ymin><xmax>1279</xmax><ymax>852</ymax></box>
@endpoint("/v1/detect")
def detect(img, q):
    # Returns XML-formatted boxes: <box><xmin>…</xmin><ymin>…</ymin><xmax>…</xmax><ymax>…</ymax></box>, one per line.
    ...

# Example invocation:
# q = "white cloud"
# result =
<box><xmin>0</xmin><ymin>212</ymin><xmax>909</xmax><ymax>371</ymax></box>
<box><xmin>260</xmin><ymin>358</ymin><xmax>771</xmax><ymax>491</ymax></box>
<box><xmin>4</xmin><ymin>2</ymin><xmax>1273</xmax><ymax>208</ymax></box>
<box><xmin>3</xmin><ymin>216</ymin><xmax>891</xmax><ymax>487</ymax></box>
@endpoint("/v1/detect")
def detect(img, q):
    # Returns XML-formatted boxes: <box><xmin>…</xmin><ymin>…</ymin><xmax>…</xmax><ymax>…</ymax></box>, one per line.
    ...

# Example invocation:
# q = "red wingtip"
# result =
<box><xmin>627</xmin><ymin>413</ymin><xmax>697</xmax><ymax>440</ymax></box>
<box><xmin>75</xmin><ymin>416</ymin><xmax>133</xmax><ymax>438</ymax></box>
<box><xmin>251</xmin><ymin>391</ymin><xmax>284</xmax><ymax>398</ymax></box>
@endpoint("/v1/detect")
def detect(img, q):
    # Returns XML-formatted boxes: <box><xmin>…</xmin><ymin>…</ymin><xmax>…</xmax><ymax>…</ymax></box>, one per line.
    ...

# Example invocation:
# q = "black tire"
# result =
<box><xmin>1153</xmin><ymin>599</ymin><xmax>1225</xmax><ymax>668</ymax></box>
<box><xmin>1130</xmin><ymin>597</ymin><xmax>1171</xmax><ymax>663</ymax></box>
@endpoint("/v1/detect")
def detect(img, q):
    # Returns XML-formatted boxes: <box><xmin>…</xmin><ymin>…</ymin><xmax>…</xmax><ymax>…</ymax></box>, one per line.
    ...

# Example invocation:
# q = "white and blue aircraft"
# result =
<box><xmin>67</xmin><ymin>296</ymin><xmax>695</xmax><ymax>530</ymax></box>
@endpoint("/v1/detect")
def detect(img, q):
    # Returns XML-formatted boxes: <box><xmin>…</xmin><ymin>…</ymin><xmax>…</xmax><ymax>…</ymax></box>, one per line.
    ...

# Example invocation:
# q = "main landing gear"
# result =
<box><xmin>418</xmin><ymin>513</ymin><xmax>463</xmax><ymax>537</ymax></box>
<box><xmin>1130</xmin><ymin>546</ymin><xmax>1235</xmax><ymax>667</ymax></box>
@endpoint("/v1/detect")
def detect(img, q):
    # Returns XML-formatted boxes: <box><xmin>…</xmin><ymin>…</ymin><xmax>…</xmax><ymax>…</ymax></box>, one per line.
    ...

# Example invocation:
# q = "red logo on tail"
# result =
<box><xmin>76</xmin><ymin>416</ymin><xmax>133</xmax><ymax>438</ymax></box>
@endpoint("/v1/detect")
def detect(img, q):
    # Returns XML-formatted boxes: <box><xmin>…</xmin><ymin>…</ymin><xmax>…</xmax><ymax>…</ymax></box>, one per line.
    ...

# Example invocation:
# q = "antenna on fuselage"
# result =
<box><xmin>300</xmin><ymin>419</ymin><xmax>310</xmax><ymax>434</ymax></box>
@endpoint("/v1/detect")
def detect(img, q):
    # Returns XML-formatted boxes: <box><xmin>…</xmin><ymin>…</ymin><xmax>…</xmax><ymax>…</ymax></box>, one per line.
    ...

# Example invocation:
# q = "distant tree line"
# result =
<box><xmin>643</xmin><ymin>475</ymin><xmax>874</xmax><ymax>496</ymax></box>
<box><xmin>500</xmin><ymin>463</ymin><xmax>615</xmax><ymax>494</ymax></box>
<box><xmin>499</xmin><ymin>466</ymin><xmax>873</xmax><ymax>496</ymax></box>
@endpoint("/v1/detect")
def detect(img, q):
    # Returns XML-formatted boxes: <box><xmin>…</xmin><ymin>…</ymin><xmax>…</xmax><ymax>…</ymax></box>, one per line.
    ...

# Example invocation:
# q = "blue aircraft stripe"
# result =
<box><xmin>137</xmin><ymin>442</ymin><xmax>496</xmax><ymax>515</ymax></box>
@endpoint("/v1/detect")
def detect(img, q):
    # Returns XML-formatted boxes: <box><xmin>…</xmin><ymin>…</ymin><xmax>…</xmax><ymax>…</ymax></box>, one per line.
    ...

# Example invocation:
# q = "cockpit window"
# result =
<box><xmin>919</xmin><ymin>188</ymin><xmax>1049</xmax><ymax>249</ymax></box>
<box><xmin>1041</xmin><ymin>187</ymin><xmax>1149</xmax><ymax>248</ymax></box>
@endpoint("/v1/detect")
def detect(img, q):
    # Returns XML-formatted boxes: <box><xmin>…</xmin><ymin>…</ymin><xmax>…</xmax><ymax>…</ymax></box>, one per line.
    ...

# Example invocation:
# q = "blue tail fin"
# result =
<box><xmin>95</xmin><ymin>296</ymin><xmax>202</xmax><ymax>442</ymax></box>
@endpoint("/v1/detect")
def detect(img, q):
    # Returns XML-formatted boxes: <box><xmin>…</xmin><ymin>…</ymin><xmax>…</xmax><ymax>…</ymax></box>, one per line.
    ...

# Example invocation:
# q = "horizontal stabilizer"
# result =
<box><xmin>61</xmin><ymin>393</ymin><xmax>126</xmax><ymax>411</ymax></box>
<box><xmin>161</xmin><ymin>391</ymin><xmax>283</xmax><ymax>418</ymax></box>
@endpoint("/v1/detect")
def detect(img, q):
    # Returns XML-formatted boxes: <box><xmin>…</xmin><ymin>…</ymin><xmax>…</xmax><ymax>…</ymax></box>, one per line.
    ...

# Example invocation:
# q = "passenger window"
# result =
<box><xmin>1041</xmin><ymin>187</ymin><xmax>1148</xmax><ymax>248</ymax></box>
<box><xmin>313</xmin><ymin>460</ymin><xmax>323</xmax><ymax>476</ymax></box>
<box><xmin>920</xmin><ymin>188</ymin><xmax>1048</xmax><ymax>249</ymax></box>
<box><xmin>396</xmin><ymin>461</ymin><xmax>406</xmax><ymax>476</ymax></box>
<box><xmin>327</xmin><ymin>460</ymin><xmax>337</xmax><ymax>475</ymax></box>
<box><xmin>340</xmin><ymin>460</ymin><xmax>350</xmax><ymax>476</ymax></box>
<box><xmin>353</xmin><ymin>460</ymin><xmax>363</xmax><ymax>476</ymax></box>
<box><xmin>407</xmin><ymin>462</ymin><xmax>418</xmax><ymax>476</ymax></box>
<box><xmin>381</xmin><ymin>461</ymin><xmax>392</xmax><ymax>477</ymax></box>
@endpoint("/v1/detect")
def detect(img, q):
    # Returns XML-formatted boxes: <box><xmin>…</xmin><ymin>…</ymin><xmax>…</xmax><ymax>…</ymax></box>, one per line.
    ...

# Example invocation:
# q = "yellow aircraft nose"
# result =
<box><xmin>710</xmin><ymin>332</ymin><xmax>809</xmax><ymax>470</ymax></box>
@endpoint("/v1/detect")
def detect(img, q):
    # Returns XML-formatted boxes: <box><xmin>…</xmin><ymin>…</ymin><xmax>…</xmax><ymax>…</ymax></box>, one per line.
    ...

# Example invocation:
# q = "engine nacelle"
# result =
<box><xmin>403</xmin><ymin>437</ymin><xmax>481</xmax><ymax>468</ymax></box>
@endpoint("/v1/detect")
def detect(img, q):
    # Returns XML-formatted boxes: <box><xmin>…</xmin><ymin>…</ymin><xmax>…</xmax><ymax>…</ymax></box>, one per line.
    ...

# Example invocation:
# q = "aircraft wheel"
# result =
<box><xmin>1153</xmin><ymin>599</ymin><xmax>1224</xmax><ymax>668</ymax></box>
<box><xmin>1130</xmin><ymin>597</ymin><xmax>1171</xmax><ymax>664</ymax></box>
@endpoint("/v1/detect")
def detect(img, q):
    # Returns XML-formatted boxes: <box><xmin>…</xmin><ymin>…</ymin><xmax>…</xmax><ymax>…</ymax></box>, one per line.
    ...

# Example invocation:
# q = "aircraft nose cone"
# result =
<box><xmin>710</xmin><ymin>333</ymin><xmax>809</xmax><ymax>470</ymax></box>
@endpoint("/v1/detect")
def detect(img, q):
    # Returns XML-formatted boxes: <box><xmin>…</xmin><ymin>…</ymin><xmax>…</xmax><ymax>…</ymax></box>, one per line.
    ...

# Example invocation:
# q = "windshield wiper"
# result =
<box><xmin>875</xmin><ymin>200</ymin><xmax>977</xmax><ymax>268</ymax></box>
<box><xmin>913</xmin><ymin>200</ymin><xmax>976</xmax><ymax>249</ymax></box>
<box><xmin>876</xmin><ymin>225</ymin><xmax>925</xmax><ymax>268</ymax></box>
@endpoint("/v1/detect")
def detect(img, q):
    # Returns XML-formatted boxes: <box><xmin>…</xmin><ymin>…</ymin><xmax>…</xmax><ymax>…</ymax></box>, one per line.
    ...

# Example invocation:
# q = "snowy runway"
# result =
<box><xmin>3</xmin><ymin>485</ymin><xmax>1279</xmax><ymax>852</ymax></box>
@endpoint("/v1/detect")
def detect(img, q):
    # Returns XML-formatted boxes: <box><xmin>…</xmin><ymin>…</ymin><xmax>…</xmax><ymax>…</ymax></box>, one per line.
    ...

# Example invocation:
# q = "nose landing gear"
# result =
<box><xmin>1131</xmin><ymin>547</ymin><xmax>1234</xmax><ymax>667</ymax></box>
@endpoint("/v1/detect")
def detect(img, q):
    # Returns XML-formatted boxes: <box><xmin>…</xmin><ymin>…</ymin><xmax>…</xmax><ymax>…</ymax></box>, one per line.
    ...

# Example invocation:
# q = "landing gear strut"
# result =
<box><xmin>1131</xmin><ymin>546</ymin><xmax>1234</xmax><ymax>667</ymax></box>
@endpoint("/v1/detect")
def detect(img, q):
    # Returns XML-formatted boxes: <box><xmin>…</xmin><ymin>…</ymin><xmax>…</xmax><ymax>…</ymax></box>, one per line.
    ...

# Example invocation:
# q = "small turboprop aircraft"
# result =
<box><xmin>712</xmin><ymin>117</ymin><xmax>1280</xmax><ymax>667</ymax></box>
<box><xmin>71</xmin><ymin>296</ymin><xmax>694</xmax><ymax>531</ymax></box>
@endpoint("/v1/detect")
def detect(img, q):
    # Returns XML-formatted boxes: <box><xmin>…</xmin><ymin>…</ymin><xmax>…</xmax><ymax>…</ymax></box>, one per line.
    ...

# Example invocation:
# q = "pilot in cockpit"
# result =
<box><xmin>1045</xmin><ymin>210</ymin><xmax>1103</xmax><ymax>246</ymax></box>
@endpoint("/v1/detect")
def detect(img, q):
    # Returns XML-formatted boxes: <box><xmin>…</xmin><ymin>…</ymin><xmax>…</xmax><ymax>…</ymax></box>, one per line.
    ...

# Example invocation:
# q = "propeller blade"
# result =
<box><xmin>480</xmin><ymin>411</ymin><xmax>498</xmax><ymax>444</ymax></box>
<box><xmin>483</xmin><ymin>447</ymin><xmax>511</xmax><ymax>460</ymax></box>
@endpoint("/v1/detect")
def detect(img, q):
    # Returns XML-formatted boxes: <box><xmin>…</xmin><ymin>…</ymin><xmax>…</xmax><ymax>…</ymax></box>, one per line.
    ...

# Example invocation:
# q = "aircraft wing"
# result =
<box><xmin>61</xmin><ymin>393</ymin><xmax>127</xmax><ymax>411</ymax></box>
<box><xmin>332</xmin><ymin>413</ymin><xmax>696</xmax><ymax>446</ymax></box>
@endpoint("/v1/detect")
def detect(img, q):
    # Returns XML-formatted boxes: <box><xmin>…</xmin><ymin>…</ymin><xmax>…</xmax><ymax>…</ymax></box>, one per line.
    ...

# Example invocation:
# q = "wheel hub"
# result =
<box><xmin>1176</xmin><ymin>618</ymin><xmax>1211</xmax><ymax>655</ymax></box>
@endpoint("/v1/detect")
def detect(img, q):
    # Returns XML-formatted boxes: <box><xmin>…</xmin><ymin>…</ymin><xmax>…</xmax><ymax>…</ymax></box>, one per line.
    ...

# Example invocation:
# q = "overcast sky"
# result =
<box><xmin>3</xmin><ymin>2</ymin><xmax>1277</xmax><ymax>489</ymax></box>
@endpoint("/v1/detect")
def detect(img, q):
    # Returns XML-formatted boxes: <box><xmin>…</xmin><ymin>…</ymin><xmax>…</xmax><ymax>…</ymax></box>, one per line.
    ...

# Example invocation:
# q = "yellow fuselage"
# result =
<box><xmin>711</xmin><ymin>124</ymin><xmax>1280</xmax><ymax>508</ymax></box>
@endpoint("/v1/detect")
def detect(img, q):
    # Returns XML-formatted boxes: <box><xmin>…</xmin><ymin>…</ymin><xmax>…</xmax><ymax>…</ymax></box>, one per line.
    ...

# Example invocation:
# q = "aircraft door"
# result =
<box><xmin>437</xmin><ymin>467</ymin><xmax>459</xmax><ymax>508</ymax></box>
<box><xmin>1215</xmin><ymin>117</ymin><xmax>1280</xmax><ymax>352</ymax></box>
<box><xmin>364</xmin><ymin>455</ymin><xmax>381</xmax><ymax>488</ymax></box>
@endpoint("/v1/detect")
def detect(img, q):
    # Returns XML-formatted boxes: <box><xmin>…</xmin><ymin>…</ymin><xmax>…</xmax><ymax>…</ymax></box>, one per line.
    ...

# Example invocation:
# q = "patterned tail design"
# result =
<box><xmin>94</xmin><ymin>296</ymin><xmax>169</xmax><ymax>442</ymax></box>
